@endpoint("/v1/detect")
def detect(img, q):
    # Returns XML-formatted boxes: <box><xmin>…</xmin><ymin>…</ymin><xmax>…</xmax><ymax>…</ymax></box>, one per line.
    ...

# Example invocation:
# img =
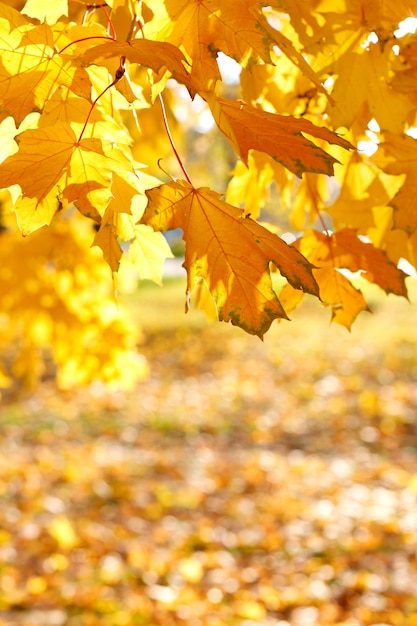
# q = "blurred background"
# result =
<box><xmin>1</xmin><ymin>276</ymin><xmax>417</xmax><ymax>626</ymax></box>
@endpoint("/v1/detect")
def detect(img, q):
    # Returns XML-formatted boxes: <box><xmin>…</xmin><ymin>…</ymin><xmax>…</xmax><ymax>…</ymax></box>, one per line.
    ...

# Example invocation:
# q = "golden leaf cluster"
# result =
<box><xmin>1</xmin><ymin>0</ymin><xmax>416</xmax><ymax>386</ymax></box>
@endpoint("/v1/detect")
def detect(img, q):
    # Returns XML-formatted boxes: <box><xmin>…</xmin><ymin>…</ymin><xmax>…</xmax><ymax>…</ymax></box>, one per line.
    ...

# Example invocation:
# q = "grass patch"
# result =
<box><xmin>125</xmin><ymin>273</ymin><xmax>417</xmax><ymax>341</ymax></box>
<box><xmin>122</xmin><ymin>277</ymin><xmax>209</xmax><ymax>333</ymax></box>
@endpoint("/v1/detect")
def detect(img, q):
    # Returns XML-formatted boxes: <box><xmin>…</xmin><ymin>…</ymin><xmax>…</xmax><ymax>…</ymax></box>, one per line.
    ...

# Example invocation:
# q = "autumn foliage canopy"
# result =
<box><xmin>1</xmin><ymin>0</ymin><xmax>417</xmax><ymax>387</ymax></box>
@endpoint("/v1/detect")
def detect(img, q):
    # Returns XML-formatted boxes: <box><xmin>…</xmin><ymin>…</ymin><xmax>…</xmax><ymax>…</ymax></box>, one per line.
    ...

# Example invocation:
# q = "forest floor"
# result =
<box><xmin>1</xmin><ymin>278</ymin><xmax>417</xmax><ymax>626</ymax></box>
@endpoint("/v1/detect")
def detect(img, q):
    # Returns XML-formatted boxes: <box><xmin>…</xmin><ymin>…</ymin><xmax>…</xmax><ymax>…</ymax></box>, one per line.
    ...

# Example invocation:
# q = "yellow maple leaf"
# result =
<box><xmin>0</xmin><ymin>122</ymin><xmax>75</xmax><ymax>202</ymax></box>
<box><xmin>282</xmin><ymin>172</ymin><xmax>330</xmax><ymax>231</ymax></box>
<box><xmin>92</xmin><ymin>206</ymin><xmax>123</xmax><ymax>273</ymax></box>
<box><xmin>240</xmin><ymin>48</ymin><xmax>328</xmax><ymax>122</ymax></box>
<box><xmin>82</xmin><ymin>39</ymin><xmax>192</xmax><ymax>93</ymax></box>
<box><xmin>142</xmin><ymin>0</ymin><xmax>263</xmax><ymax>90</ymax></box>
<box><xmin>142</xmin><ymin>0</ymin><xmax>328</xmax><ymax>95</ymax></box>
<box><xmin>91</xmin><ymin>168</ymin><xmax>173</xmax><ymax>277</ymax></box>
<box><xmin>315</xmin><ymin>266</ymin><xmax>370</xmax><ymax>327</ymax></box>
<box><xmin>209</xmin><ymin>96</ymin><xmax>353</xmax><ymax>177</ymax></box>
<box><xmin>64</xmin><ymin>140</ymin><xmax>132</xmax><ymax>220</ymax></box>
<box><xmin>328</xmin><ymin>45</ymin><xmax>413</xmax><ymax>133</ymax></box>
<box><xmin>226</xmin><ymin>153</ymin><xmax>277</xmax><ymax>220</ymax></box>
<box><xmin>276</xmin><ymin>0</ymin><xmax>323</xmax><ymax>50</ymax></box>
<box><xmin>39</xmin><ymin>88</ymin><xmax>134</xmax><ymax>147</ymax></box>
<box><xmin>0</xmin><ymin>17</ymin><xmax>90</xmax><ymax>124</ymax></box>
<box><xmin>318</xmin><ymin>0</ymin><xmax>417</xmax><ymax>38</ymax></box>
<box><xmin>128</xmin><ymin>225</ymin><xmax>174</xmax><ymax>285</ymax></box>
<box><xmin>0</xmin><ymin>4</ymin><xmax>28</xmax><ymax>30</ymax></box>
<box><xmin>142</xmin><ymin>180</ymin><xmax>319</xmax><ymax>337</ymax></box>
<box><xmin>328</xmin><ymin>151</ymin><xmax>400</xmax><ymax>231</ymax></box>
<box><xmin>373</xmin><ymin>133</ymin><xmax>417</xmax><ymax>234</ymax></box>
<box><xmin>14</xmin><ymin>193</ymin><xmax>61</xmax><ymax>235</ymax></box>
<box><xmin>280</xmin><ymin>261</ymin><xmax>369</xmax><ymax>329</ymax></box>
<box><xmin>0</xmin><ymin>122</ymin><xmax>135</xmax><ymax>232</ymax></box>
<box><xmin>261</xmin><ymin>7</ymin><xmax>333</xmax><ymax>103</ymax></box>
<box><xmin>91</xmin><ymin>171</ymin><xmax>141</xmax><ymax>271</ymax></box>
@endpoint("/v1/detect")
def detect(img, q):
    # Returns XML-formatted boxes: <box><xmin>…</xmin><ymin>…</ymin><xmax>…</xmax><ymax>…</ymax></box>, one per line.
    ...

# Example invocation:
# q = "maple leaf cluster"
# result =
<box><xmin>0</xmin><ymin>204</ymin><xmax>147</xmax><ymax>392</ymax></box>
<box><xmin>0</xmin><ymin>0</ymin><xmax>415</xmax><ymax>354</ymax></box>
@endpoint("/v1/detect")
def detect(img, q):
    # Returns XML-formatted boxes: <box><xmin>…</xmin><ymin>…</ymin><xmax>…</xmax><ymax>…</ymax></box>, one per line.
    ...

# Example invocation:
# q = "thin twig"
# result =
<box><xmin>158</xmin><ymin>93</ymin><xmax>192</xmax><ymax>184</ymax></box>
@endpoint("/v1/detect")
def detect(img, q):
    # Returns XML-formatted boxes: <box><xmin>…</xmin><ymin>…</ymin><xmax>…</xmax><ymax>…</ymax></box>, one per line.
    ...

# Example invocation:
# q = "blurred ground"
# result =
<box><xmin>1</xmin><ymin>279</ymin><xmax>417</xmax><ymax>626</ymax></box>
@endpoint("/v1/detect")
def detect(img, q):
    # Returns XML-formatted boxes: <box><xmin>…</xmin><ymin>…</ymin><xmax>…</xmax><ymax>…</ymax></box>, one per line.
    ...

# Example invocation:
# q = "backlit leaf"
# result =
<box><xmin>328</xmin><ymin>152</ymin><xmax>402</xmax><ymax>231</ymax></box>
<box><xmin>261</xmin><ymin>10</ymin><xmax>333</xmax><ymax>102</ymax></box>
<box><xmin>315</xmin><ymin>266</ymin><xmax>370</xmax><ymax>328</ymax></box>
<box><xmin>129</xmin><ymin>225</ymin><xmax>174</xmax><ymax>285</ymax></box>
<box><xmin>143</xmin><ymin>180</ymin><xmax>319</xmax><ymax>337</ymax></box>
<box><xmin>0</xmin><ymin>4</ymin><xmax>28</xmax><ymax>29</ymax></box>
<box><xmin>142</xmin><ymin>0</ymin><xmax>275</xmax><ymax>90</ymax></box>
<box><xmin>92</xmin><ymin>206</ymin><xmax>123</xmax><ymax>272</ymax></box>
<box><xmin>226</xmin><ymin>153</ymin><xmax>285</xmax><ymax>220</ymax></box>
<box><xmin>63</xmin><ymin>140</ymin><xmax>132</xmax><ymax>220</ymax></box>
<box><xmin>141</xmin><ymin>0</ymin><xmax>329</xmax><ymax>97</ymax></box>
<box><xmin>0</xmin><ymin>122</ymin><xmax>75</xmax><ymax>202</ymax></box>
<box><xmin>285</xmin><ymin>228</ymin><xmax>406</xmax><ymax>327</ymax></box>
<box><xmin>0</xmin><ymin>20</ymin><xmax>90</xmax><ymax>124</ymax></box>
<box><xmin>0</xmin><ymin>122</ymin><xmax>135</xmax><ymax>231</ymax></box>
<box><xmin>328</xmin><ymin>46</ymin><xmax>413</xmax><ymax>133</ymax></box>
<box><xmin>332</xmin><ymin>228</ymin><xmax>408</xmax><ymax>297</ymax></box>
<box><xmin>14</xmin><ymin>193</ymin><xmax>61</xmax><ymax>235</ymax></box>
<box><xmin>373</xmin><ymin>133</ymin><xmax>417</xmax><ymax>234</ymax></box>
<box><xmin>82</xmin><ymin>39</ymin><xmax>192</xmax><ymax>91</ymax></box>
<box><xmin>209</xmin><ymin>96</ymin><xmax>353</xmax><ymax>177</ymax></box>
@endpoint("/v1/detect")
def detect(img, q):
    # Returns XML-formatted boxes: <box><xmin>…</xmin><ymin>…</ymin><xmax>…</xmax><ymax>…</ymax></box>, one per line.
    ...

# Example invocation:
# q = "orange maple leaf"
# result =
<box><xmin>210</xmin><ymin>97</ymin><xmax>354</xmax><ymax>177</ymax></box>
<box><xmin>280</xmin><ymin>252</ymin><xmax>368</xmax><ymax>329</ymax></box>
<box><xmin>331</xmin><ymin>228</ymin><xmax>408</xmax><ymax>297</ymax></box>
<box><xmin>314</xmin><ymin>266</ymin><xmax>370</xmax><ymax>328</ymax></box>
<box><xmin>82</xmin><ymin>39</ymin><xmax>192</xmax><ymax>91</ymax></box>
<box><xmin>280</xmin><ymin>228</ymin><xmax>407</xmax><ymax>327</ymax></box>
<box><xmin>142</xmin><ymin>180</ymin><xmax>319</xmax><ymax>337</ymax></box>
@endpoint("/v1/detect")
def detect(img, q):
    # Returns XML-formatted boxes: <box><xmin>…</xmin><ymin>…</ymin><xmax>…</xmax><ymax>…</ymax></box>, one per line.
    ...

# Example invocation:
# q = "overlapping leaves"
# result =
<box><xmin>143</xmin><ymin>180</ymin><xmax>319</xmax><ymax>336</ymax></box>
<box><xmin>209</xmin><ymin>97</ymin><xmax>353</xmax><ymax>177</ymax></box>
<box><xmin>0</xmin><ymin>0</ymin><xmax>415</xmax><ymax>342</ymax></box>
<box><xmin>280</xmin><ymin>228</ymin><xmax>408</xmax><ymax>328</ymax></box>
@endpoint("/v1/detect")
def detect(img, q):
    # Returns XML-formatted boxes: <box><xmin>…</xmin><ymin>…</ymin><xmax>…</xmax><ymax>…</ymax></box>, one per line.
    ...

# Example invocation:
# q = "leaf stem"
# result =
<box><xmin>305</xmin><ymin>175</ymin><xmax>330</xmax><ymax>237</ymax></box>
<box><xmin>132</xmin><ymin>15</ymin><xmax>191</xmax><ymax>184</ymax></box>
<box><xmin>77</xmin><ymin>57</ymin><xmax>126</xmax><ymax>143</ymax></box>
<box><xmin>158</xmin><ymin>93</ymin><xmax>192</xmax><ymax>185</ymax></box>
<box><xmin>99</xmin><ymin>3</ymin><xmax>116</xmax><ymax>39</ymax></box>
<box><xmin>58</xmin><ymin>36</ymin><xmax>115</xmax><ymax>55</ymax></box>
<box><xmin>306</xmin><ymin>177</ymin><xmax>343</xmax><ymax>305</ymax></box>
